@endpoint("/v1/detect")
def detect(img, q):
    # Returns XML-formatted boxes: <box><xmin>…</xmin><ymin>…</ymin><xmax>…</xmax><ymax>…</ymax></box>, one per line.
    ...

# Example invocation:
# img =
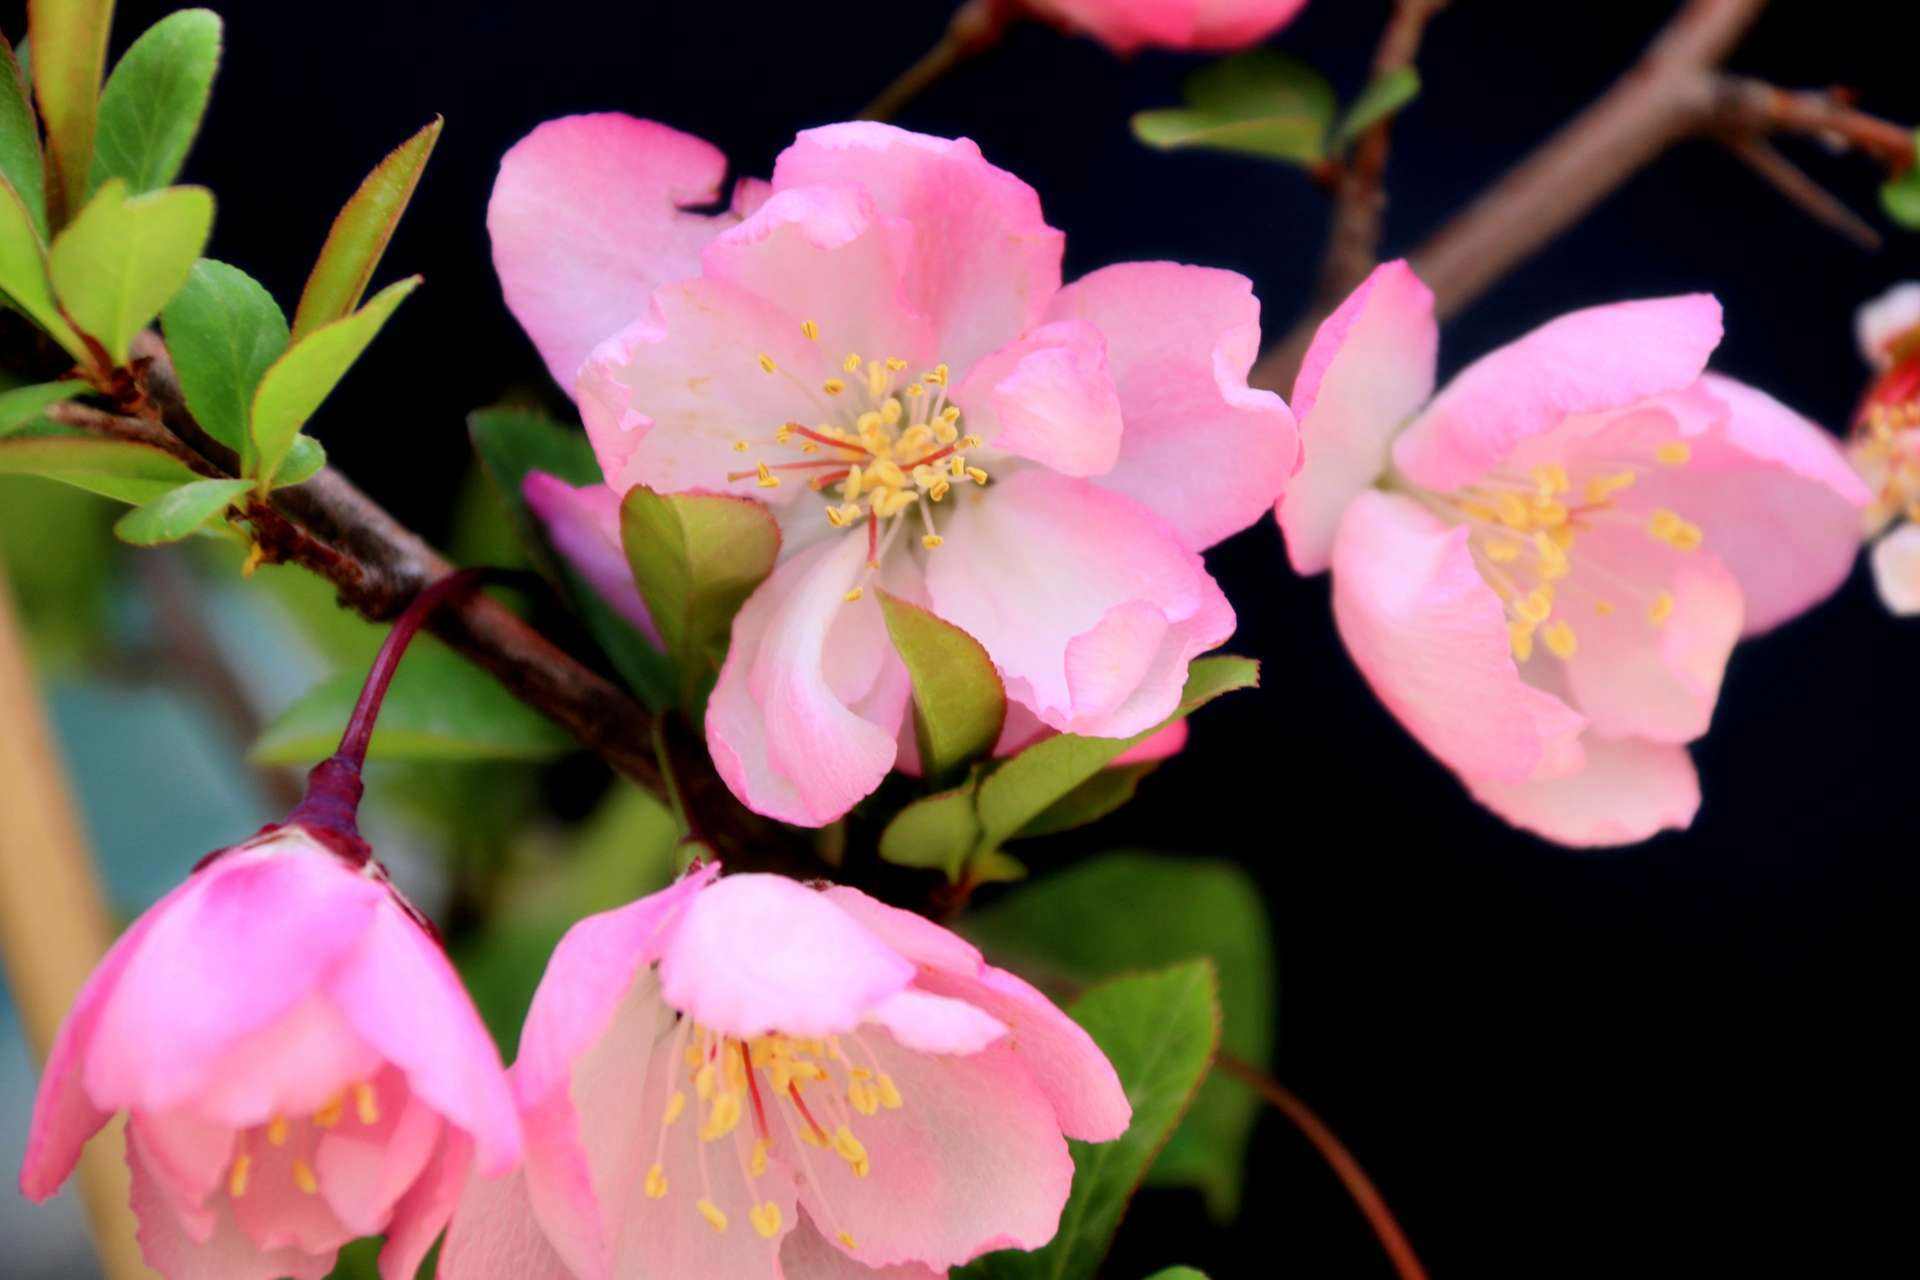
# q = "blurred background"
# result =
<box><xmin>3</xmin><ymin>1</ymin><xmax>1916</xmax><ymax>1275</ymax></box>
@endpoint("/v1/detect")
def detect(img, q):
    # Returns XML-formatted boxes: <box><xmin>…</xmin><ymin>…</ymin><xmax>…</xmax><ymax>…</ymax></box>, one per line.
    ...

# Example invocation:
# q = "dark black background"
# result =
<box><xmin>86</xmin><ymin>0</ymin><xmax>1920</xmax><ymax>1274</ymax></box>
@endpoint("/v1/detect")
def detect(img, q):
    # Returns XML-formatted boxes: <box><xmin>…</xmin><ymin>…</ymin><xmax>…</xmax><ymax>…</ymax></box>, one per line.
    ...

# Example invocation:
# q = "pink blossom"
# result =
<box><xmin>491</xmin><ymin>118</ymin><xmax>1296</xmax><ymax>825</ymax></box>
<box><xmin>1013</xmin><ymin>0</ymin><xmax>1310</xmax><ymax>54</ymax></box>
<box><xmin>1276</xmin><ymin>261</ymin><xmax>1869</xmax><ymax>846</ymax></box>
<box><xmin>19</xmin><ymin>827</ymin><xmax>521</xmax><ymax>1280</ymax></box>
<box><xmin>1848</xmin><ymin>282</ymin><xmax>1920</xmax><ymax>613</ymax></box>
<box><xmin>438</xmin><ymin>864</ymin><xmax>1129</xmax><ymax>1280</ymax></box>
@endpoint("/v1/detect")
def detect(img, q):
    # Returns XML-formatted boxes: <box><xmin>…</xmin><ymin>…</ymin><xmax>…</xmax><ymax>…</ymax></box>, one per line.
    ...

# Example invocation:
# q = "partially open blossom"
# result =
<box><xmin>439</xmin><ymin>864</ymin><xmax>1129</xmax><ymax>1280</ymax></box>
<box><xmin>1276</xmin><ymin>262</ymin><xmax>1868</xmax><ymax>846</ymax></box>
<box><xmin>1010</xmin><ymin>0</ymin><xmax>1310</xmax><ymax>54</ymax></box>
<box><xmin>1847</xmin><ymin>282</ymin><xmax>1920</xmax><ymax>613</ymax></box>
<box><xmin>492</xmin><ymin>117</ymin><xmax>1296</xmax><ymax>826</ymax></box>
<box><xmin>19</xmin><ymin>824</ymin><xmax>521</xmax><ymax>1280</ymax></box>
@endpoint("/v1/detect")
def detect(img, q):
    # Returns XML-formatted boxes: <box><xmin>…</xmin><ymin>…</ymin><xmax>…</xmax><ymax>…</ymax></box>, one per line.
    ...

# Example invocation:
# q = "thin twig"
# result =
<box><xmin>1709</xmin><ymin>76</ymin><xmax>1916</xmax><ymax>168</ymax></box>
<box><xmin>1216</xmin><ymin>1053</ymin><xmax>1429</xmax><ymax>1280</ymax></box>
<box><xmin>1722</xmin><ymin>134</ymin><xmax>1881</xmax><ymax>249</ymax></box>
<box><xmin>858</xmin><ymin>0</ymin><xmax>1005</xmax><ymax>122</ymax></box>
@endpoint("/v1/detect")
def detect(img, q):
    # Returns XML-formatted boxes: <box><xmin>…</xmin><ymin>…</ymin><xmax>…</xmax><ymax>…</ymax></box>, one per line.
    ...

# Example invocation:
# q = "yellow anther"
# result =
<box><xmin>1547</xmin><ymin>523</ymin><xmax>1576</xmax><ymax>550</ymax></box>
<box><xmin>966</xmin><ymin>466</ymin><xmax>989</xmax><ymax>486</ymax></box>
<box><xmin>844</xmin><ymin>587</ymin><xmax>864</xmax><ymax>603</ymax></box>
<box><xmin>869</xmin><ymin>458</ymin><xmax>908</xmax><ymax>489</ymax></box>
<box><xmin>832</xmin><ymin>1126</ymin><xmax>869</xmax><ymax>1177</ymax></box>
<box><xmin>826</xmin><ymin>506</ymin><xmax>851</xmax><ymax>528</ymax></box>
<box><xmin>266</xmin><ymin>1116</ymin><xmax>289</xmax><ymax>1147</ymax></box>
<box><xmin>1648</xmin><ymin>591</ymin><xmax>1675</xmax><ymax>625</ymax></box>
<box><xmin>1646</xmin><ymin>508</ymin><xmax>1702</xmax><ymax>551</ymax></box>
<box><xmin>844</xmin><ymin>465</ymin><xmax>865</xmax><ymax>500</ymax></box>
<box><xmin>939</xmin><ymin>405</ymin><xmax>961</xmax><ymax>425</ymax></box>
<box><xmin>355</xmin><ymin>1083</ymin><xmax>379</xmax><ymax>1126</ymax></box>
<box><xmin>695</xmin><ymin>1062</ymin><xmax>716</xmax><ymax>1100</ymax></box>
<box><xmin>1595</xmin><ymin>599</ymin><xmax>1616</xmax><ymax>616</ymax></box>
<box><xmin>881</xmin><ymin>397</ymin><xmax>904</xmax><ymax>426</ymax></box>
<box><xmin>886</xmin><ymin>357</ymin><xmax>908</xmax><ymax>372</ymax></box>
<box><xmin>906</xmin><ymin>382</ymin><xmax>926</xmax><ymax>398</ymax></box>
<box><xmin>1655</xmin><ymin>440</ymin><xmax>1691</xmax><ymax>466</ymax></box>
<box><xmin>1509</xmin><ymin>621</ymin><xmax>1536</xmax><ymax>662</ymax></box>
<box><xmin>758</xmin><ymin>354</ymin><xmax>777</xmax><ymax>374</ymax></box>
<box><xmin>1533</xmin><ymin>531</ymin><xmax>1570</xmax><ymax>581</ymax></box>
<box><xmin>1530</xmin><ymin>497</ymin><xmax>1570</xmax><ymax>527</ymax></box>
<box><xmin>801</xmin><ymin>319</ymin><xmax>820</xmax><ymax>341</ymax></box>
<box><xmin>751</xmin><ymin>1201</ymin><xmax>783</xmax><ymax>1239</ymax></box>
<box><xmin>701</xmin><ymin>1091</ymin><xmax>742</xmax><ymax>1143</ymax></box>
<box><xmin>958</xmin><ymin>434</ymin><xmax>983</xmax><ymax>451</ymax></box>
<box><xmin>314</xmin><ymin>1095</ymin><xmax>343</xmax><ymax>1129</ymax></box>
<box><xmin>733</xmin><ymin>439</ymin><xmax>751</xmax><ymax>452</ymax></box>
<box><xmin>849</xmin><ymin>1079</ymin><xmax>880</xmax><ymax>1115</ymax></box>
<box><xmin>751</xmin><ymin>1138</ymin><xmax>770</xmax><ymax>1178</ymax></box>
<box><xmin>868</xmin><ymin>361</ymin><xmax>888</xmax><ymax>399</ymax></box>
<box><xmin>934</xmin><ymin>422</ymin><xmax>959</xmax><ymax>445</ymax></box>
<box><xmin>1543</xmin><ymin>620</ymin><xmax>1578</xmax><ymax>659</ymax></box>
<box><xmin>928</xmin><ymin>479</ymin><xmax>950</xmax><ymax>502</ymax></box>
<box><xmin>685</xmin><ymin>1043</ymin><xmax>705</xmax><ymax>1070</ymax></box>
<box><xmin>921</xmin><ymin>534</ymin><xmax>944</xmax><ymax>549</ymax></box>
<box><xmin>1515</xmin><ymin>588</ymin><xmax>1553</xmax><ymax>625</ymax></box>
<box><xmin>697</xmin><ymin>1198</ymin><xmax>729</xmax><ymax>1233</ymax></box>
<box><xmin>1585</xmin><ymin>471</ymin><xmax>1636</xmax><ymax>504</ymax></box>
<box><xmin>1483</xmin><ymin>537</ymin><xmax>1522</xmax><ymax>564</ymax></box>
<box><xmin>1460</xmin><ymin>500</ymin><xmax>1499</xmax><ymax>524</ymax></box>
<box><xmin>1494</xmin><ymin>492</ymin><xmax>1530</xmax><ymax>527</ymax></box>
<box><xmin>947</xmin><ymin>455</ymin><xmax>967</xmax><ymax>479</ymax></box>
<box><xmin>293</xmin><ymin>1159</ymin><xmax>319</xmax><ymax>1196</ymax></box>
<box><xmin>823</xmin><ymin>378</ymin><xmax>846</xmax><ymax>396</ymax></box>
<box><xmin>645</xmin><ymin>1163</ymin><xmax>668</xmax><ymax>1199</ymax></box>
<box><xmin>755</xmin><ymin>463</ymin><xmax>780</xmax><ymax>489</ymax></box>
<box><xmin>1532</xmin><ymin>463</ymin><xmax>1570</xmax><ymax>496</ymax></box>
<box><xmin>663</xmin><ymin>1090</ymin><xmax>687</xmax><ymax>1126</ymax></box>
<box><xmin>876</xmin><ymin>1074</ymin><xmax>902</xmax><ymax>1110</ymax></box>
<box><xmin>227</xmin><ymin>1154</ymin><xmax>252</xmax><ymax>1198</ymax></box>
<box><xmin>843</xmin><ymin>352</ymin><xmax>863</xmax><ymax>374</ymax></box>
<box><xmin>839</xmin><ymin>1231</ymin><xmax>858</xmax><ymax>1249</ymax></box>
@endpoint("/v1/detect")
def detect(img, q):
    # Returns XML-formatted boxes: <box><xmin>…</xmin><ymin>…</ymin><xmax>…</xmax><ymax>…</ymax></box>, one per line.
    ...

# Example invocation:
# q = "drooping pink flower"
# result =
<box><xmin>437</xmin><ymin>863</ymin><xmax>1129</xmax><ymax>1280</ymax></box>
<box><xmin>1276</xmin><ymin>261</ymin><xmax>1869</xmax><ymax>846</ymax></box>
<box><xmin>1847</xmin><ymin>282</ymin><xmax>1920</xmax><ymax>613</ymax></box>
<box><xmin>491</xmin><ymin>117</ymin><xmax>1296</xmax><ymax>826</ymax></box>
<box><xmin>19</xmin><ymin>826</ymin><xmax>521</xmax><ymax>1280</ymax></box>
<box><xmin>1011</xmin><ymin>0</ymin><xmax>1309</xmax><ymax>54</ymax></box>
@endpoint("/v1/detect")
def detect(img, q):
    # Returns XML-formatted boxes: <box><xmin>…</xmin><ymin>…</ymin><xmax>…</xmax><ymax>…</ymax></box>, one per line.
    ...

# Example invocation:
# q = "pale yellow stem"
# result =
<box><xmin>0</xmin><ymin>568</ymin><xmax>148</xmax><ymax>1279</ymax></box>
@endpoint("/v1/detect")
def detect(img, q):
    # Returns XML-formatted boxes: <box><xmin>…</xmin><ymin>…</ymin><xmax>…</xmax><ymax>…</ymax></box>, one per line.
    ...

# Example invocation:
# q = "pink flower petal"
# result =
<box><xmin>438</xmin><ymin>1162</ymin><xmax>574</xmax><ymax>1280</ymax></box>
<box><xmin>489</xmin><ymin>114</ymin><xmax>746</xmax><ymax>394</ymax></box>
<box><xmin>313</xmin><ymin>1073</ymin><xmax>442</xmax><ymax>1236</ymax></box>
<box><xmin>128</xmin><ymin>1126</ymin><xmax>336</xmax><ymax>1280</ymax></box>
<box><xmin>655</xmin><ymin>874</ymin><xmax>916</xmax><ymax>1039</ymax></box>
<box><xmin>1393</xmin><ymin>295</ymin><xmax>1724</xmax><ymax>492</ymax></box>
<box><xmin>865</xmin><ymin>990</ymin><xmax>1009</xmax><ymax>1055</ymax></box>
<box><xmin>1872</xmin><ymin>523</ymin><xmax>1920</xmax><ymax>614</ymax></box>
<box><xmin>1463</xmin><ymin>736</ymin><xmax>1701</xmax><ymax>848</ymax></box>
<box><xmin>185</xmin><ymin>992</ymin><xmax>382</xmax><ymax>1129</ymax></box>
<box><xmin>1047</xmin><ymin>261</ymin><xmax>1297</xmax><ymax>550</ymax></box>
<box><xmin>1029</xmin><ymin>0</ymin><xmax>1309</xmax><ymax>53</ymax></box>
<box><xmin>1111</xmin><ymin>716</ymin><xmax>1189</xmax><ymax>764</ymax></box>
<box><xmin>1857</xmin><ymin>282</ymin><xmax>1920</xmax><ymax>368</ymax></box>
<box><xmin>705</xmin><ymin>535</ymin><xmax>909</xmax><ymax>826</ymax></box>
<box><xmin>1279</xmin><ymin>260</ymin><xmax>1436</xmax><ymax>573</ymax></box>
<box><xmin>521</xmin><ymin>473</ymin><xmax>659</xmax><ymax>643</ymax></box>
<box><xmin>771</xmin><ymin>123</ymin><xmax>1063</xmax><ymax>370</ymax></box>
<box><xmin>782</xmin><ymin>1215</ymin><xmax>943</xmax><ymax>1280</ymax></box>
<box><xmin>925</xmin><ymin>469</ymin><xmax>1234</xmax><ymax>738</ymax></box>
<box><xmin>379</xmin><ymin>1129</ymin><xmax>474</xmax><ymax>1280</ymax></box>
<box><xmin>958</xmin><ymin>319</ymin><xmax>1125</xmax><ymax>478</ymax></box>
<box><xmin>1330</xmin><ymin>490</ymin><xmax>1587</xmax><ymax>784</ymax></box>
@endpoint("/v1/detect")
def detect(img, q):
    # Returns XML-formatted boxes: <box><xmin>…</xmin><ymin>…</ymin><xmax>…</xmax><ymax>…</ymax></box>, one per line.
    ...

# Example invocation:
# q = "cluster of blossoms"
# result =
<box><xmin>1849</xmin><ymin>283</ymin><xmax>1920</xmax><ymax>612</ymax></box>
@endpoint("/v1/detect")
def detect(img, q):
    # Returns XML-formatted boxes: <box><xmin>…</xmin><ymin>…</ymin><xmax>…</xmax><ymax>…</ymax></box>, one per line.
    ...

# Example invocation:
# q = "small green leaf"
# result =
<box><xmin>620</xmin><ymin>484</ymin><xmax>780</xmax><ymax>701</ymax></box>
<box><xmin>0</xmin><ymin>175</ymin><xmax>88</xmax><ymax>359</ymax></box>
<box><xmin>1131</xmin><ymin>51</ymin><xmax>1336</xmax><ymax>166</ymax></box>
<box><xmin>293</xmin><ymin>117</ymin><xmax>441</xmax><ymax>340</ymax></box>
<box><xmin>0</xmin><ymin>432</ymin><xmax>203</xmax><ymax>504</ymax></box>
<box><xmin>112</xmin><ymin>474</ymin><xmax>248</xmax><ymax>545</ymax></box>
<box><xmin>1143</xmin><ymin>1270</ymin><xmax>1208</xmax><ymax>1280</ymax></box>
<box><xmin>975</xmin><ymin>656</ymin><xmax>1258</xmax><ymax>851</ymax></box>
<box><xmin>960</xmin><ymin>963</ymin><xmax>1220</xmax><ymax>1280</ymax></box>
<box><xmin>1331</xmin><ymin>65</ymin><xmax>1422</xmax><ymax>153</ymax></box>
<box><xmin>0</xmin><ymin>35</ymin><xmax>48</xmax><ymax>241</ymax></box>
<box><xmin>160</xmin><ymin>258</ymin><xmax>289</xmax><ymax>464</ymax></box>
<box><xmin>0</xmin><ymin>380</ymin><xmax>85</xmax><ymax>435</ymax></box>
<box><xmin>1881</xmin><ymin>133</ymin><xmax>1920</xmax><ymax>231</ymax></box>
<box><xmin>89</xmin><ymin>9</ymin><xmax>221</xmax><ymax>196</ymax></box>
<box><xmin>253</xmin><ymin>640</ymin><xmax>574</xmax><ymax>765</ymax></box>
<box><xmin>273</xmin><ymin>434</ymin><xmax>326</xmax><ymax>488</ymax></box>
<box><xmin>249</xmin><ymin>274</ymin><xmax>418</xmax><ymax>484</ymax></box>
<box><xmin>966</xmin><ymin>853</ymin><xmax>1274</xmax><ymax>1218</ymax></box>
<box><xmin>878</xmin><ymin>779</ymin><xmax>982</xmax><ymax>881</ymax></box>
<box><xmin>50</xmin><ymin>179</ymin><xmax>214</xmax><ymax>364</ymax></box>
<box><xmin>1014</xmin><ymin>762</ymin><xmax>1158</xmax><ymax>840</ymax></box>
<box><xmin>879</xmin><ymin>591</ymin><xmax>1005</xmax><ymax>779</ymax></box>
<box><xmin>27</xmin><ymin>0</ymin><xmax>114</xmax><ymax>224</ymax></box>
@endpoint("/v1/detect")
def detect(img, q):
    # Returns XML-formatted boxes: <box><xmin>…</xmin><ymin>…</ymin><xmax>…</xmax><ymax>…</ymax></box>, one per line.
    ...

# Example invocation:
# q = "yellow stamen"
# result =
<box><xmin>732</xmin><ymin>440</ymin><xmax>750</xmax><ymax>452</ymax></box>
<box><xmin>701</xmin><ymin>1091</ymin><xmax>742</xmax><ymax>1143</ymax></box>
<box><xmin>838</xmin><ymin>1231</ymin><xmax>858</xmax><ymax>1249</ymax></box>
<box><xmin>355</xmin><ymin>1083</ymin><xmax>379</xmax><ymax>1126</ymax></box>
<box><xmin>751</xmin><ymin>1138</ymin><xmax>770</xmax><ymax>1178</ymax></box>
<box><xmin>1543</xmin><ymin>620</ymin><xmax>1578</xmax><ymax>659</ymax></box>
<box><xmin>1509</xmin><ymin>621</ymin><xmax>1536</xmax><ymax>662</ymax></box>
<box><xmin>843</xmin><ymin>352</ymin><xmax>863</xmax><ymax>374</ymax></box>
<box><xmin>1483</xmin><ymin>538</ymin><xmax>1522</xmax><ymax>564</ymax></box>
<box><xmin>1515</xmin><ymin>588</ymin><xmax>1554</xmax><ymax>625</ymax></box>
<box><xmin>1594</xmin><ymin>599</ymin><xmax>1616</xmax><ymax>616</ymax></box>
<box><xmin>965</xmin><ymin>466</ymin><xmax>989</xmax><ymax>486</ymax></box>
<box><xmin>663</xmin><ymin>1090</ymin><xmax>687</xmax><ymax>1126</ymax></box>
<box><xmin>1655</xmin><ymin>441</ymin><xmax>1691</xmax><ymax>466</ymax></box>
<box><xmin>266</xmin><ymin>1116</ymin><xmax>289</xmax><ymax>1148</ymax></box>
<box><xmin>1647</xmin><ymin>508</ymin><xmax>1703</xmax><ymax>551</ymax></box>
<box><xmin>875</xmin><ymin>1074</ymin><xmax>902</xmax><ymax>1110</ymax></box>
<box><xmin>228</xmin><ymin>1154</ymin><xmax>252</xmax><ymax>1198</ymax></box>
<box><xmin>832</xmin><ymin>1125</ymin><xmax>870</xmax><ymax>1177</ymax></box>
<box><xmin>1648</xmin><ymin>591</ymin><xmax>1675</xmax><ymax>625</ymax></box>
<box><xmin>314</xmin><ymin>1095</ymin><xmax>344</xmax><ymax>1129</ymax></box>
<box><xmin>921</xmin><ymin>534</ymin><xmax>943</xmax><ymax>549</ymax></box>
<box><xmin>844</xmin><ymin>587</ymin><xmax>864</xmax><ymax>603</ymax></box>
<box><xmin>755</xmin><ymin>462</ymin><xmax>780</xmax><ymax>489</ymax></box>
<box><xmin>1585</xmin><ymin>471</ymin><xmax>1636</xmax><ymax>504</ymax></box>
<box><xmin>697</xmin><ymin>1199</ymin><xmax>729</xmax><ymax>1233</ymax></box>
<box><xmin>750</xmin><ymin>1201</ymin><xmax>783</xmax><ymax>1239</ymax></box>
<box><xmin>758</xmin><ymin>354</ymin><xmax>776</xmax><ymax>374</ymax></box>
<box><xmin>823</xmin><ymin>377</ymin><xmax>846</xmax><ymax>396</ymax></box>
<box><xmin>801</xmin><ymin>319</ymin><xmax>820</xmax><ymax>341</ymax></box>
<box><xmin>293</xmin><ymin>1159</ymin><xmax>318</xmax><ymax>1195</ymax></box>
<box><xmin>1532</xmin><ymin>463</ymin><xmax>1570</xmax><ymax>495</ymax></box>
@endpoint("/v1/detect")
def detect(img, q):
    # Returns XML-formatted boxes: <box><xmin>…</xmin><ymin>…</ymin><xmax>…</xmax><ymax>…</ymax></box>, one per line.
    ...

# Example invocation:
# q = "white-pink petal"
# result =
<box><xmin>1463</xmin><ymin>736</ymin><xmax>1700</xmax><ymax>848</ymax></box>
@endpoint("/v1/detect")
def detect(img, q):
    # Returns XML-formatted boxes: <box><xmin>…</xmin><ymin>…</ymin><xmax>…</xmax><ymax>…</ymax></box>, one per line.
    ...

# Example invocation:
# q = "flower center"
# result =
<box><xmin>730</xmin><ymin>321</ymin><xmax>990</xmax><ymax>602</ymax></box>
<box><xmin>1852</xmin><ymin>386</ymin><xmax>1920</xmax><ymax>532</ymax></box>
<box><xmin>643</xmin><ymin>1016</ymin><xmax>903</xmax><ymax>1249</ymax></box>
<box><xmin>1409</xmin><ymin>439</ymin><xmax>1703</xmax><ymax>663</ymax></box>
<box><xmin>222</xmin><ymin>1079</ymin><xmax>382</xmax><ymax>1202</ymax></box>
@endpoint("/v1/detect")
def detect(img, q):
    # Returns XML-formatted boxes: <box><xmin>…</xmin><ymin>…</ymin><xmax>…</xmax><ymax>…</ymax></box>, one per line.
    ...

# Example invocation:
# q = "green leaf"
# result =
<box><xmin>49</xmin><ymin>179</ymin><xmax>214</xmax><ymax>364</ymax></box>
<box><xmin>879</xmin><ymin>591</ymin><xmax>1004</xmax><ymax>779</ymax></box>
<box><xmin>975</xmin><ymin>656</ymin><xmax>1258</xmax><ymax>851</ymax></box>
<box><xmin>966</xmin><ymin>854</ymin><xmax>1273</xmax><ymax>1218</ymax></box>
<box><xmin>878</xmin><ymin>779</ymin><xmax>982</xmax><ymax>881</ymax></box>
<box><xmin>1143</xmin><ymin>1270</ymin><xmax>1208</xmax><ymax>1280</ymax></box>
<box><xmin>468</xmin><ymin>406</ymin><xmax>677</xmax><ymax>710</ymax></box>
<box><xmin>88</xmin><ymin>9</ymin><xmax>221</xmax><ymax>196</ymax></box>
<box><xmin>0</xmin><ymin>432</ymin><xmax>202</xmax><ymax>503</ymax></box>
<box><xmin>160</xmin><ymin>258</ymin><xmax>289</xmax><ymax>463</ymax></box>
<box><xmin>1014</xmin><ymin>761</ymin><xmax>1158</xmax><ymax>841</ymax></box>
<box><xmin>0</xmin><ymin>35</ymin><xmax>48</xmax><ymax>240</ymax></box>
<box><xmin>274</xmin><ymin>434</ymin><xmax>326</xmax><ymax>487</ymax></box>
<box><xmin>1331</xmin><ymin>66</ymin><xmax>1421</xmax><ymax>153</ymax></box>
<box><xmin>0</xmin><ymin>380</ymin><xmax>85</xmax><ymax>435</ymax></box>
<box><xmin>111</xmin><ymin>474</ymin><xmax>248</xmax><ymax>545</ymax></box>
<box><xmin>249</xmin><ymin>274</ymin><xmax>418</xmax><ymax>484</ymax></box>
<box><xmin>1881</xmin><ymin>133</ymin><xmax>1920</xmax><ymax>231</ymax></box>
<box><xmin>253</xmin><ymin>640</ymin><xmax>574</xmax><ymax>765</ymax></box>
<box><xmin>0</xmin><ymin>174</ymin><xmax>88</xmax><ymax>359</ymax></box>
<box><xmin>620</xmin><ymin>483</ymin><xmax>780</xmax><ymax>703</ymax></box>
<box><xmin>1131</xmin><ymin>52</ymin><xmax>1336</xmax><ymax>166</ymax></box>
<box><xmin>293</xmin><ymin>117</ymin><xmax>441</xmax><ymax>340</ymax></box>
<box><xmin>27</xmin><ymin>0</ymin><xmax>114</xmax><ymax>224</ymax></box>
<box><xmin>960</xmin><ymin>963</ymin><xmax>1220</xmax><ymax>1280</ymax></box>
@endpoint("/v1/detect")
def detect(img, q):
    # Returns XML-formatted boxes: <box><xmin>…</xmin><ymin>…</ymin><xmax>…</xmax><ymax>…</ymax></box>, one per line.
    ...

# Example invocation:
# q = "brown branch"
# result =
<box><xmin>1722</xmin><ymin>135</ymin><xmax>1881</xmax><ymax>249</ymax></box>
<box><xmin>1709</xmin><ymin>76</ymin><xmax>1916</xmax><ymax>168</ymax></box>
<box><xmin>1216</xmin><ymin>1054</ymin><xmax>1429</xmax><ymax>1280</ymax></box>
<box><xmin>1314</xmin><ymin>0</ymin><xmax>1449</xmax><ymax>315</ymax></box>
<box><xmin>858</xmin><ymin>0</ymin><xmax>1006</xmax><ymax>122</ymax></box>
<box><xmin>1252</xmin><ymin>0</ymin><xmax>1771</xmax><ymax>393</ymax></box>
